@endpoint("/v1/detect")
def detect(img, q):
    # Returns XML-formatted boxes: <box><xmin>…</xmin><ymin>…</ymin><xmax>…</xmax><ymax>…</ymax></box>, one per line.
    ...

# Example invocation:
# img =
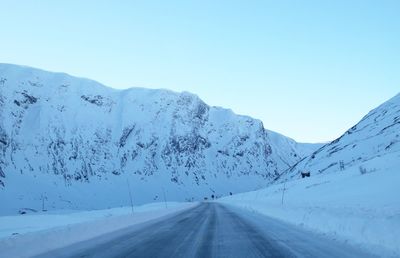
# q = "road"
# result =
<box><xmin>37</xmin><ymin>203</ymin><xmax>374</xmax><ymax>258</ymax></box>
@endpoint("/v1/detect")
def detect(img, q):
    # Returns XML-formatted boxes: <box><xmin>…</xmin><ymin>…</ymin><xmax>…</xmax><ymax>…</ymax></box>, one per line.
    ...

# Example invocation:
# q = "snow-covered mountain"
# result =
<box><xmin>279</xmin><ymin>92</ymin><xmax>400</xmax><ymax>181</ymax></box>
<box><xmin>225</xmin><ymin>93</ymin><xmax>400</xmax><ymax>256</ymax></box>
<box><xmin>0</xmin><ymin>64</ymin><xmax>316</xmax><ymax>214</ymax></box>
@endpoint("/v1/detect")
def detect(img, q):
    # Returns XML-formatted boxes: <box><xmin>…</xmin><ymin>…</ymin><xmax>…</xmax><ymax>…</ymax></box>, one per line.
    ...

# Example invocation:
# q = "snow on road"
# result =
<box><xmin>37</xmin><ymin>203</ymin><xmax>373</xmax><ymax>258</ymax></box>
<box><xmin>218</xmin><ymin>153</ymin><xmax>400</xmax><ymax>257</ymax></box>
<box><xmin>0</xmin><ymin>202</ymin><xmax>197</xmax><ymax>258</ymax></box>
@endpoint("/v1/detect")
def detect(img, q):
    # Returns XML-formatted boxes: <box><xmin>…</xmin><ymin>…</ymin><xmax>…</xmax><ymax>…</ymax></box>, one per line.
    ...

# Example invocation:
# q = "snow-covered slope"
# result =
<box><xmin>219</xmin><ymin>93</ymin><xmax>400</xmax><ymax>256</ymax></box>
<box><xmin>0</xmin><ymin>63</ymin><xmax>313</xmax><ymax>214</ymax></box>
<box><xmin>279</xmin><ymin>93</ymin><xmax>400</xmax><ymax>181</ymax></box>
<box><xmin>219</xmin><ymin>157</ymin><xmax>400</xmax><ymax>257</ymax></box>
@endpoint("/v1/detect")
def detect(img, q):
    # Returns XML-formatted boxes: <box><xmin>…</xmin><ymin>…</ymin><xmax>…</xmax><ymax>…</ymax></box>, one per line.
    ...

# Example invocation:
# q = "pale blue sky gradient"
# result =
<box><xmin>1</xmin><ymin>0</ymin><xmax>399</xmax><ymax>142</ymax></box>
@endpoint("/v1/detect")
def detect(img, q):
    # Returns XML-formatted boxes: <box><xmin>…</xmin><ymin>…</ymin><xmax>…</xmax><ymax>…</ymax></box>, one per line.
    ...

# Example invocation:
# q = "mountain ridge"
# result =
<box><xmin>0</xmin><ymin>63</ymin><xmax>318</xmax><ymax>214</ymax></box>
<box><xmin>278</xmin><ymin>91</ymin><xmax>400</xmax><ymax>181</ymax></box>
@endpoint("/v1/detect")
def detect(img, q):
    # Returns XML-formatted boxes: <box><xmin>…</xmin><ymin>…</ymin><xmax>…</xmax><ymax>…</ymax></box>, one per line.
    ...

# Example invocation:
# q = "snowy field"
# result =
<box><xmin>218</xmin><ymin>152</ymin><xmax>400</xmax><ymax>257</ymax></box>
<box><xmin>0</xmin><ymin>202</ymin><xmax>197</xmax><ymax>258</ymax></box>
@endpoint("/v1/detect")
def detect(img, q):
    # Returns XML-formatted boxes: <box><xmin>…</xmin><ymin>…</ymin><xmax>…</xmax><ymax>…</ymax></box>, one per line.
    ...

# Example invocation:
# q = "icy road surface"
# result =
<box><xmin>37</xmin><ymin>203</ymin><xmax>374</xmax><ymax>258</ymax></box>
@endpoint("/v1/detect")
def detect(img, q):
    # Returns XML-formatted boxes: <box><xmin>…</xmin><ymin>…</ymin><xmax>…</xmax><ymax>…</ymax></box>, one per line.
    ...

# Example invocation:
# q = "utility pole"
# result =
<box><xmin>126</xmin><ymin>179</ymin><xmax>134</xmax><ymax>214</ymax></box>
<box><xmin>41</xmin><ymin>194</ymin><xmax>45</xmax><ymax>212</ymax></box>
<box><xmin>281</xmin><ymin>182</ymin><xmax>287</xmax><ymax>205</ymax></box>
<box><xmin>162</xmin><ymin>187</ymin><xmax>168</xmax><ymax>209</ymax></box>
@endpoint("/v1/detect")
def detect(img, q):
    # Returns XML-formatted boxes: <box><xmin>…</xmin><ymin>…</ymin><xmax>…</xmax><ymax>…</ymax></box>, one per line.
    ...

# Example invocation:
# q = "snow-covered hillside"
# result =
<box><xmin>279</xmin><ymin>93</ymin><xmax>400</xmax><ymax>181</ymax></box>
<box><xmin>219</xmin><ymin>155</ymin><xmax>400</xmax><ymax>257</ymax></box>
<box><xmin>218</xmin><ymin>92</ymin><xmax>400</xmax><ymax>256</ymax></box>
<box><xmin>0</xmin><ymin>63</ymin><xmax>316</xmax><ymax>214</ymax></box>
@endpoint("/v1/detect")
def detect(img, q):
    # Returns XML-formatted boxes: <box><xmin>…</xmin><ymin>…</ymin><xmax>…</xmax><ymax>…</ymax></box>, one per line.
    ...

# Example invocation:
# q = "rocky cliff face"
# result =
<box><xmin>0</xmin><ymin>64</ymin><xmax>314</xmax><ymax>214</ymax></box>
<box><xmin>280</xmin><ymin>93</ymin><xmax>400</xmax><ymax>181</ymax></box>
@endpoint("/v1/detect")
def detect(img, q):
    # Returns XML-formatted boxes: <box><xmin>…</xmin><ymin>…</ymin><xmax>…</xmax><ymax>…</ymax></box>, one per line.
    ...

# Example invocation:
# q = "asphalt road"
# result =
<box><xmin>38</xmin><ymin>203</ymin><xmax>374</xmax><ymax>258</ymax></box>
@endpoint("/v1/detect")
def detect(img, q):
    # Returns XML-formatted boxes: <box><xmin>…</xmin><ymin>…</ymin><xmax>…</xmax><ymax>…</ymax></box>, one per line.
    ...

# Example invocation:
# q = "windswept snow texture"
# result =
<box><xmin>0</xmin><ymin>64</ymin><xmax>313</xmax><ymax>214</ymax></box>
<box><xmin>280</xmin><ymin>93</ymin><xmax>400</xmax><ymax>181</ymax></box>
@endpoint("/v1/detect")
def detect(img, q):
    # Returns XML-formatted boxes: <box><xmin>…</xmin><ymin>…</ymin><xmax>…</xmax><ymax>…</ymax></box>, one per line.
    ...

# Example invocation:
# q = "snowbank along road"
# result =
<box><xmin>36</xmin><ymin>203</ymin><xmax>374</xmax><ymax>258</ymax></box>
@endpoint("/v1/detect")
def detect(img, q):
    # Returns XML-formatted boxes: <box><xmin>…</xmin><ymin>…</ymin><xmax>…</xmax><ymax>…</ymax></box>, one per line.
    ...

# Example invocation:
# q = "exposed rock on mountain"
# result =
<box><xmin>0</xmin><ymin>64</ymin><xmax>316</xmax><ymax>214</ymax></box>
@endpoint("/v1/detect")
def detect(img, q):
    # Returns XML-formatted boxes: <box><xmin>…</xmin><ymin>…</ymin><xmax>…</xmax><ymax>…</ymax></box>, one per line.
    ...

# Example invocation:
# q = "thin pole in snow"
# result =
<box><xmin>162</xmin><ymin>187</ymin><xmax>168</xmax><ymax>209</ymax></box>
<box><xmin>41</xmin><ymin>194</ymin><xmax>45</xmax><ymax>211</ymax></box>
<box><xmin>126</xmin><ymin>179</ymin><xmax>134</xmax><ymax>214</ymax></box>
<box><xmin>281</xmin><ymin>182</ymin><xmax>287</xmax><ymax>205</ymax></box>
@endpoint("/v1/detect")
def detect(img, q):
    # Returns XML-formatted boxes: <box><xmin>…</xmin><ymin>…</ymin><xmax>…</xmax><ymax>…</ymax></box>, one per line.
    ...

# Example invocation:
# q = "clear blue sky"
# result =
<box><xmin>1</xmin><ymin>0</ymin><xmax>399</xmax><ymax>143</ymax></box>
